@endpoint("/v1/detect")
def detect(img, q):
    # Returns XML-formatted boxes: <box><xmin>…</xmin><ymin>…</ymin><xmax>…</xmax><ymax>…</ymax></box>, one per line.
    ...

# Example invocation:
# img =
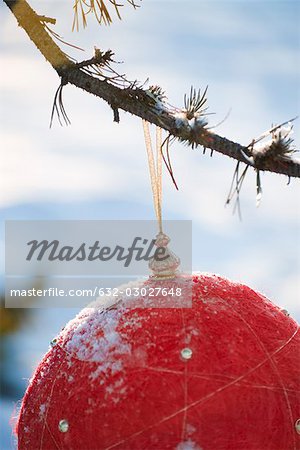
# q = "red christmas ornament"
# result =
<box><xmin>17</xmin><ymin>273</ymin><xmax>300</xmax><ymax>450</ymax></box>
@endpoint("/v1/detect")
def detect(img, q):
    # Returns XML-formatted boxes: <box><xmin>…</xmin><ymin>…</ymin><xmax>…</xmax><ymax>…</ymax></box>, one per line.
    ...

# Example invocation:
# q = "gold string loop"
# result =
<box><xmin>142</xmin><ymin>120</ymin><xmax>180</xmax><ymax>279</ymax></box>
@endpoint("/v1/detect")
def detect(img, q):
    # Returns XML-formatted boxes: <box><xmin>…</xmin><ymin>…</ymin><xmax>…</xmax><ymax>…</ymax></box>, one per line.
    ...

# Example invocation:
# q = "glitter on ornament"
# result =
<box><xmin>180</xmin><ymin>348</ymin><xmax>193</xmax><ymax>361</ymax></box>
<box><xmin>38</xmin><ymin>404</ymin><xmax>47</xmax><ymax>422</ymax></box>
<box><xmin>58</xmin><ymin>419</ymin><xmax>69</xmax><ymax>433</ymax></box>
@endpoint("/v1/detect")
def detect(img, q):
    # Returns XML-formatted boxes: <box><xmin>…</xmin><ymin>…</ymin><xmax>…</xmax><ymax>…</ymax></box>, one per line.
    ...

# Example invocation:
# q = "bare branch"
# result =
<box><xmin>3</xmin><ymin>0</ymin><xmax>300</xmax><ymax>179</ymax></box>
<box><xmin>37</xmin><ymin>15</ymin><xmax>56</xmax><ymax>25</ymax></box>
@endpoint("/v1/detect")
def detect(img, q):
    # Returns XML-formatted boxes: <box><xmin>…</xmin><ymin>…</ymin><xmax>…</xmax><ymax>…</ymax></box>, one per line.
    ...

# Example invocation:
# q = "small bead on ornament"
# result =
<box><xmin>58</xmin><ymin>419</ymin><xmax>69</xmax><ymax>433</ymax></box>
<box><xmin>180</xmin><ymin>347</ymin><xmax>193</xmax><ymax>360</ymax></box>
<box><xmin>295</xmin><ymin>419</ymin><xmax>300</xmax><ymax>435</ymax></box>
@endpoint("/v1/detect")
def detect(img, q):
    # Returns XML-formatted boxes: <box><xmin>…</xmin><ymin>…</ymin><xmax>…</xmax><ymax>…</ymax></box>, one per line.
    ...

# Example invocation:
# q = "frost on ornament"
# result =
<box><xmin>176</xmin><ymin>439</ymin><xmax>202</xmax><ymax>450</ymax></box>
<box><xmin>16</xmin><ymin>273</ymin><xmax>300</xmax><ymax>450</ymax></box>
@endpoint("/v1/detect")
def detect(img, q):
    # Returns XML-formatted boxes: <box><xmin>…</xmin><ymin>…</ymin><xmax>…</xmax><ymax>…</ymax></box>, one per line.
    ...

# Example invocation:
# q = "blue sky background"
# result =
<box><xmin>0</xmin><ymin>1</ymin><xmax>299</xmax><ymax>448</ymax></box>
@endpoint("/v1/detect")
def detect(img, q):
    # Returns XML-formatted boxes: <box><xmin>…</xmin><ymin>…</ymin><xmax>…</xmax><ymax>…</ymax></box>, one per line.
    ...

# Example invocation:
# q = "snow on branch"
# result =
<box><xmin>4</xmin><ymin>0</ymin><xmax>300</xmax><ymax>180</ymax></box>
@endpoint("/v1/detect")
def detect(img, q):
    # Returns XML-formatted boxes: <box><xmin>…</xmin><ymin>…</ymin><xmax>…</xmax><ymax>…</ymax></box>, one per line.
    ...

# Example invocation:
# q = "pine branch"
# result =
<box><xmin>3</xmin><ymin>0</ymin><xmax>300</xmax><ymax>179</ymax></box>
<box><xmin>71</xmin><ymin>0</ymin><xmax>140</xmax><ymax>30</ymax></box>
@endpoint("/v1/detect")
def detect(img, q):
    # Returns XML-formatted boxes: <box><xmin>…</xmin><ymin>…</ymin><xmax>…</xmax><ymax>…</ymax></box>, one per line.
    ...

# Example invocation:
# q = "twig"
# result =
<box><xmin>3</xmin><ymin>0</ymin><xmax>300</xmax><ymax>179</ymax></box>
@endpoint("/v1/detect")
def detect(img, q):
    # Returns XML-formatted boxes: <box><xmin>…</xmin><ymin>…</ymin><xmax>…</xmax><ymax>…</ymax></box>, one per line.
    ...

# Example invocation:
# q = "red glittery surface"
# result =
<box><xmin>17</xmin><ymin>273</ymin><xmax>300</xmax><ymax>450</ymax></box>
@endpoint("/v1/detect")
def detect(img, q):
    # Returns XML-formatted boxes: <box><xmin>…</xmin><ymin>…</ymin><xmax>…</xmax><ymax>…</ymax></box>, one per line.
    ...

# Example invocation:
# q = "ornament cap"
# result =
<box><xmin>149</xmin><ymin>232</ymin><xmax>180</xmax><ymax>280</ymax></box>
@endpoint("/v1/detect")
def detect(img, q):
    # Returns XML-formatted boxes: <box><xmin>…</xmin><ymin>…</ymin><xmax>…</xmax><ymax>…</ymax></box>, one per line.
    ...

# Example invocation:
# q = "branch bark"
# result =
<box><xmin>4</xmin><ymin>0</ymin><xmax>300</xmax><ymax>178</ymax></box>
